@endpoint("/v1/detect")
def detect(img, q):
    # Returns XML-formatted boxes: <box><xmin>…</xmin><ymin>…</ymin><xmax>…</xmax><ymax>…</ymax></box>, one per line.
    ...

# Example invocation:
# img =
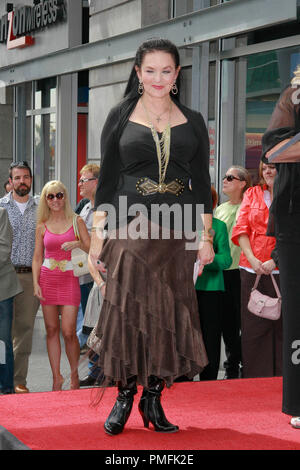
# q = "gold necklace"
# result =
<box><xmin>148</xmin><ymin>108</ymin><xmax>170</xmax><ymax>123</ymax></box>
<box><xmin>141</xmin><ymin>99</ymin><xmax>172</xmax><ymax>186</ymax></box>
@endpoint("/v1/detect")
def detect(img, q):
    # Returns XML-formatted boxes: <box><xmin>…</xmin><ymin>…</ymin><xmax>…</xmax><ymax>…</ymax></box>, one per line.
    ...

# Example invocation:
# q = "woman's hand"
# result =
<box><xmin>238</xmin><ymin>234</ymin><xmax>267</xmax><ymax>275</ymax></box>
<box><xmin>96</xmin><ymin>260</ymin><xmax>107</xmax><ymax>274</ymax></box>
<box><xmin>88</xmin><ymin>211</ymin><xmax>107</xmax><ymax>276</ymax></box>
<box><xmin>261</xmin><ymin>259</ymin><xmax>276</xmax><ymax>275</ymax></box>
<box><xmin>33</xmin><ymin>283</ymin><xmax>45</xmax><ymax>301</ymax></box>
<box><xmin>61</xmin><ymin>240</ymin><xmax>80</xmax><ymax>251</ymax></box>
<box><xmin>197</xmin><ymin>240</ymin><xmax>215</xmax><ymax>266</ymax></box>
<box><xmin>249</xmin><ymin>255</ymin><xmax>266</xmax><ymax>275</ymax></box>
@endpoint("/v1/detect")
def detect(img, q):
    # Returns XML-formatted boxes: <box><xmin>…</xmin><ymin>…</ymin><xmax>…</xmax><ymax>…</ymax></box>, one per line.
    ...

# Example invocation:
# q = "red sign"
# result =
<box><xmin>7</xmin><ymin>11</ymin><xmax>34</xmax><ymax>50</ymax></box>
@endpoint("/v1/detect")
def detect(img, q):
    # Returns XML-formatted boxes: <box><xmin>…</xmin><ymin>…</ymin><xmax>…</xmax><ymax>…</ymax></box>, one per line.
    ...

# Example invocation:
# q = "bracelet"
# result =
<box><xmin>91</xmin><ymin>226</ymin><xmax>103</xmax><ymax>232</ymax></box>
<box><xmin>98</xmin><ymin>281</ymin><xmax>106</xmax><ymax>290</ymax></box>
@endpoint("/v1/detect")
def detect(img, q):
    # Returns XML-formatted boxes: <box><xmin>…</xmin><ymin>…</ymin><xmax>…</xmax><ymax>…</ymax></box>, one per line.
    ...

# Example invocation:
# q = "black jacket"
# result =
<box><xmin>261</xmin><ymin>85</ymin><xmax>300</xmax><ymax>243</ymax></box>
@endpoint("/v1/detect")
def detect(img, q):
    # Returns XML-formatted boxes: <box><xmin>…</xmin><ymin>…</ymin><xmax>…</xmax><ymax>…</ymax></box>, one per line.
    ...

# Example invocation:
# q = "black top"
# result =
<box><xmin>95</xmin><ymin>97</ymin><xmax>212</xmax><ymax>230</ymax></box>
<box><xmin>119</xmin><ymin>121</ymin><xmax>198</xmax><ymax>181</ymax></box>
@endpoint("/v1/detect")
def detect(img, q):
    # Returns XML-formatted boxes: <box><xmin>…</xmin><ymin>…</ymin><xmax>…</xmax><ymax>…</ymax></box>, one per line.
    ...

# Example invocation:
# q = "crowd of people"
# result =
<box><xmin>0</xmin><ymin>161</ymin><xmax>99</xmax><ymax>394</ymax></box>
<box><xmin>0</xmin><ymin>38</ymin><xmax>299</xmax><ymax>433</ymax></box>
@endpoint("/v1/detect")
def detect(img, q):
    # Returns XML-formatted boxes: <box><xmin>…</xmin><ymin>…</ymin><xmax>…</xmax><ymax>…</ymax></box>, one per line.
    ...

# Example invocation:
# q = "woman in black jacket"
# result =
<box><xmin>88</xmin><ymin>38</ymin><xmax>214</xmax><ymax>435</ymax></box>
<box><xmin>262</xmin><ymin>66</ymin><xmax>300</xmax><ymax>428</ymax></box>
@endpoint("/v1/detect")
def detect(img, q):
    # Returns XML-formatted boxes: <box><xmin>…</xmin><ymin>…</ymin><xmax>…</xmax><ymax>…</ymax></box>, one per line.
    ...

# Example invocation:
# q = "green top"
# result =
<box><xmin>214</xmin><ymin>201</ymin><xmax>241</xmax><ymax>270</ymax></box>
<box><xmin>195</xmin><ymin>217</ymin><xmax>232</xmax><ymax>292</ymax></box>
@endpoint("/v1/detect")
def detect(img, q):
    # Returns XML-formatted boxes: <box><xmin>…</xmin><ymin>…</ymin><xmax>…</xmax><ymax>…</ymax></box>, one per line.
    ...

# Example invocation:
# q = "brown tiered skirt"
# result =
<box><xmin>94</xmin><ymin>220</ymin><xmax>208</xmax><ymax>388</ymax></box>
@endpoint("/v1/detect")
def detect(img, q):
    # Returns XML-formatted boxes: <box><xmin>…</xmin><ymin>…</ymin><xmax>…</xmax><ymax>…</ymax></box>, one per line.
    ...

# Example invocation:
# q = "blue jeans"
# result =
<box><xmin>0</xmin><ymin>297</ymin><xmax>14</xmax><ymax>393</ymax></box>
<box><xmin>76</xmin><ymin>282</ymin><xmax>93</xmax><ymax>347</ymax></box>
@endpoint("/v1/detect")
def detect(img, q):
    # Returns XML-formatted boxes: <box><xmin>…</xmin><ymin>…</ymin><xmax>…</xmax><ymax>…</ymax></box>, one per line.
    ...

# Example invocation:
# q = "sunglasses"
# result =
<box><xmin>78</xmin><ymin>177</ymin><xmax>97</xmax><ymax>184</ymax></box>
<box><xmin>46</xmin><ymin>192</ymin><xmax>64</xmax><ymax>200</ymax></box>
<box><xmin>223</xmin><ymin>175</ymin><xmax>243</xmax><ymax>182</ymax></box>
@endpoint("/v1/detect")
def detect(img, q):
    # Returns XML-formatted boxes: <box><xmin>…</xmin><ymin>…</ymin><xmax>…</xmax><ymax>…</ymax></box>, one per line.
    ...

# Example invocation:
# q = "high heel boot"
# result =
<box><xmin>104</xmin><ymin>377</ymin><xmax>137</xmax><ymax>435</ymax></box>
<box><xmin>138</xmin><ymin>376</ymin><xmax>179</xmax><ymax>433</ymax></box>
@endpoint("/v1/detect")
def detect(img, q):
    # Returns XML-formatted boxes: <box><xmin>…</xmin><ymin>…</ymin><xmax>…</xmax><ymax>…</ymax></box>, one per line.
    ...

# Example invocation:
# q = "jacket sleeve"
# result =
<box><xmin>94</xmin><ymin>105</ymin><xmax>121</xmax><ymax>209</ymax></box>
<box><xmin>261</xmin><ymin>86</ymin><xmax>299</xmax><ymax>162</ymax></box>
<box><xmin>0</xmin><ymin>209</ymin><xmax>12</xmax><ymax>264</ymax></box>
<box><xmin>271</xmin><ymin>245</ymin><xmax>279</xmax><ymax>266</ymax></box>
<box><xmin>204</xmin><ymin>221</ymin><xmax>232</xmax><ymax>272</ymax></box>
<box><xmin>189</xmin><ymin>111</ymin><xmax>213</xmax><ymax>214</ymax></box>
<box><xmin>231</xmin><ymin>188</ymin><xmax>252</xmax><ymax>246</ymax></box>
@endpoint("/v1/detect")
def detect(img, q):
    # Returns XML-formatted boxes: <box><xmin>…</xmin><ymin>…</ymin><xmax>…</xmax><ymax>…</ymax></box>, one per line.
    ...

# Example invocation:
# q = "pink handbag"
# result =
<box><xmin>247</xmin><ymin>274</ymin><xmax>281</xmax><ymax>320</ymax></box>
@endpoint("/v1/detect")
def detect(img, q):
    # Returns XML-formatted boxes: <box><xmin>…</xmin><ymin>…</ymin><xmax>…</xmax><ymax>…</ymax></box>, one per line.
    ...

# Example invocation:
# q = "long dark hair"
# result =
<box><xmin>123</xmin><ymin>38</ymin><xmax>181</xmax><ymax>102</ymax></box>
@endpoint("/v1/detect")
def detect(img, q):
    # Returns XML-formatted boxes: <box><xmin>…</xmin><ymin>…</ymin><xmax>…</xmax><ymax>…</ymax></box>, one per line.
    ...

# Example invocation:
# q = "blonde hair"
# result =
<box><xmin>291</xmin><ymin>65</ymin><xmax>300</xmax><ymax>86</ymax></box>
<box><xmin>37</xmin><ymin>180</ymin><xmax>74</xmax><ymax>224</ymax></box>
<box><xmin>80</xmin><ymin>163</ymin><xmax>100</xmax><ymax>179</ymax></box>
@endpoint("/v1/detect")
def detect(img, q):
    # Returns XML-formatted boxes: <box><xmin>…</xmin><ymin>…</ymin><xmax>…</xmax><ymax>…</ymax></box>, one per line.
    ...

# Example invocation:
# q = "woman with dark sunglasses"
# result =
<box><xmin>215</xmin><ymin>166</ymin><xmax>251</xmax><ymax>379</ymax></box>
<box><xmin>231</xmin><ymin>162</ymin><xmax>282</xmax><ymax>379</ymax></box>
<box><xmin>32</xmin><ymin>180</ymin><xmax>90</xmax><ymax>391</ymax></box>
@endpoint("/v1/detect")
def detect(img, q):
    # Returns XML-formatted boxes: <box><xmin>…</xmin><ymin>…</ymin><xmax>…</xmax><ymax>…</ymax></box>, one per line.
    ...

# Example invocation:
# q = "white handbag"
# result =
<box><xmin>71</xmin><ymin>215</ymin><xmax>90</xmax><ymax>277</ymax></box>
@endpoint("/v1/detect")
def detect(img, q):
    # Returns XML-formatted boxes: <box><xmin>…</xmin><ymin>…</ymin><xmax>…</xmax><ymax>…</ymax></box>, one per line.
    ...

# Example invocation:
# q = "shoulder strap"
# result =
<box><xmin>73</xmin><ymin>215</ymin><xmax>80</xmax><ymax>241</ymax></box>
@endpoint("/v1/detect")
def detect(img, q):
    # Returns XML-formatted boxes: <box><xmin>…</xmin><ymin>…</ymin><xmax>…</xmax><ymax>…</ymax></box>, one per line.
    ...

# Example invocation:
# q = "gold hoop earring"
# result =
<box><xmin>171</xmin><ymin>83</ymin><xmax>178</xmax><ymax>95</ymax></box>
<box><xmin>138</xmin><ymin>81</ymin><xmax>144</xmax><ymax>95</ymax></box>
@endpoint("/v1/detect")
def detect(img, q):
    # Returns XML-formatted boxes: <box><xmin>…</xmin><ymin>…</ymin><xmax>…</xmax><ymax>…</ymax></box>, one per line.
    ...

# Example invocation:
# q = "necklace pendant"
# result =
<box><xmin>156</xmin><ymin>117</ymin><xmax>161</xmax><ymax>123</ymax></box>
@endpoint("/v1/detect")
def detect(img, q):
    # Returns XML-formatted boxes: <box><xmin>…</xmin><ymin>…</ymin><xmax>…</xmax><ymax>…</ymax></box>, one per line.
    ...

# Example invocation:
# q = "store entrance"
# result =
<box><xmin>245</xmin><ymin>47</ymin><xmax>300</xmax><ymax>183</ymax></box>
<box><xmin>219</xmin><ymin>46</ymin><xmax>300</xmax><ymax>192</ymax></box>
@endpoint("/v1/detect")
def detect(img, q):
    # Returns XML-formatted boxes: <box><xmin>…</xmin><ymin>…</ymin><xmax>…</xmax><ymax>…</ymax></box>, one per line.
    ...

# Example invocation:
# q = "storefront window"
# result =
<box><xmin>32</xmin><ymin>77</ymin><xmax>57</xmax><ymax>194</ymax></box>
<box><xmin>34</xmin><ymin>77</ymin><xmax>56</xmax><ymax>110</ymax></box>
<box><xmin>34</xmin><ymin>113</ymin><xmax>56</xmax><ymax>194</ymax></box>
<box><xmin>245</xmin><ymin>47</ymin><xmax>300</xmax><ymax>183</ymax></box>
<box><xmin>173</xmin><ymin>0</ymin><xmax>221</xmax><ymax>15</ymax></box>
<box><xmin>14</xmin><ymin>77</ymin><xmax>57</xmax><ymax>195</ymax></box>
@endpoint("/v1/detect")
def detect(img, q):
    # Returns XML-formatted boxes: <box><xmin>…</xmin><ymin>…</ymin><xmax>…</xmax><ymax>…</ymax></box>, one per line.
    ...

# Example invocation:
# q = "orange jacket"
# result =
<box><xmin>231</xmin><ymin>185</ymin><xmax>277</xmax><ymax>270</ymax></box>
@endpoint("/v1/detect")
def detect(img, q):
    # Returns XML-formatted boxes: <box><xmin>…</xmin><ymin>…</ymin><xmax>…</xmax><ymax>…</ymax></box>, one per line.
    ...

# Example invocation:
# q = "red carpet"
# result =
<box><xmin>0</xmin><ymin>377</ymin><xmax>300</xmax><ymax>450</ymax></box>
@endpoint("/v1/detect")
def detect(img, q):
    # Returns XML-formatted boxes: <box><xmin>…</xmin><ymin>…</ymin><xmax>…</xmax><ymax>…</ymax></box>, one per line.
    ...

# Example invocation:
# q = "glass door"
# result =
<box><xmin>220</xmin><ymin>45</ymin><xmax>300</xmax><ymax>189</ymax></box>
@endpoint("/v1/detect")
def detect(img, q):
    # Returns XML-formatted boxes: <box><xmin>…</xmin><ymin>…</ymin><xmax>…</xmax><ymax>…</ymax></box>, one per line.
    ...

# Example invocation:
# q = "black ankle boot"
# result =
<box><xmin>104</xmin><ymin>378</ymin><xmax>137</xmax><ymax>435</ymax></box>
<box><xmin>138</xmin><ymin>376</ymin><xmax>179</xmax><ymax>433</ymax></box>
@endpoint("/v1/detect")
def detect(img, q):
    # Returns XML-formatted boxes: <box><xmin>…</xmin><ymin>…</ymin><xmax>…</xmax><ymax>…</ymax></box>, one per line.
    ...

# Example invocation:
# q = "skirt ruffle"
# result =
<box><xmin>93</xmin><ymin>222</ymin><xmax>208</xmax><ymax>388</ymax></box>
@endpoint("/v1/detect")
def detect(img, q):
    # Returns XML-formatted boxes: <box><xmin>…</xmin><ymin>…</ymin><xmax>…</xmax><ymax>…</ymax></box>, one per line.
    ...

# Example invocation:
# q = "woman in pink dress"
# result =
<box><xmin>32</xmin><ymin>181</ymin><xmax>90</xmax><ymax>391</ymax></box>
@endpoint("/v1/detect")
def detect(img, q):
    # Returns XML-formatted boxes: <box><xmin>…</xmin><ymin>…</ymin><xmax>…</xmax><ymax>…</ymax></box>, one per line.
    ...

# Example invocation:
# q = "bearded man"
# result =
<box><xmin>0</xmin><ymin>161</ymin><xmax>39</xmax><ymax>393</ymax></box>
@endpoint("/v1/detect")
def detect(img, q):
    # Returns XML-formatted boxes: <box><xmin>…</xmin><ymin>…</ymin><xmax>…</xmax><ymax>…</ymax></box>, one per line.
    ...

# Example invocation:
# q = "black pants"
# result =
<box><xmin>221</xmin><ymin>270</ymin><xmax>242</xmax><ymax>376</ymax></box>
<box><xmin>278</xmin><ymin>241</ymin><xmax>300</xmax><ymax>416</ymax></box>
<box><xmin>197</xmin><ymin>290</ymin><xmax>222</xmax><ymax>380</ymax></box>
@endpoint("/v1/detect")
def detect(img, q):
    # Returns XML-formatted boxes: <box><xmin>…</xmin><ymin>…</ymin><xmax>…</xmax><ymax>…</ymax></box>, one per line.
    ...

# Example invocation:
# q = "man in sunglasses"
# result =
<box><xmin>0</xmin><ymin>161</ymin><xmax>40</xmax><ymax>394</ymax></box>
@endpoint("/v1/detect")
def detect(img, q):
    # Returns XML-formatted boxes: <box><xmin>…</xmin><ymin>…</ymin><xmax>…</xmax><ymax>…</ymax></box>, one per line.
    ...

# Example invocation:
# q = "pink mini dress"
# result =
<box><xmin>39</xmin><ymin>225</ymin><xmax>81</xmax><ymax>306</ymax></box>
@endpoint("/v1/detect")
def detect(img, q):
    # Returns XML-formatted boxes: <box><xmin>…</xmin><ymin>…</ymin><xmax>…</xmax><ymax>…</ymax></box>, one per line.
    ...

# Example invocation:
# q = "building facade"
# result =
<box><xmin>0</xmin><ymin>0</ymin><xmax>299</xmax><ymax>204</ymax></box>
